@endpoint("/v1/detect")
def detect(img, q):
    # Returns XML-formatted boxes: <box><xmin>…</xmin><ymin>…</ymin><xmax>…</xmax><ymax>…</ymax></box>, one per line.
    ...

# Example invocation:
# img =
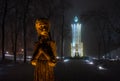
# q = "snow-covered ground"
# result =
<box><xmin>0</xmin><ymin>53</ymin><xmax>32</xmax><ymax>61</ymax></box>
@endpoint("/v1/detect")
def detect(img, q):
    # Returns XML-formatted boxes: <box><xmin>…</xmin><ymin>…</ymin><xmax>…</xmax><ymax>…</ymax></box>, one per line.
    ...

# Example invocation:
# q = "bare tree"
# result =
<box><xmin>1</xmin><ymin>0</ymin><xmax>8</xmax><ymax>61</ymax></box>
<box><xmin>80</xmin><ymin>9</ymin><xmax>118</xmax><ymax>59</ymax></box>
<box><xmin>10</xmin><ymin>8</ymin><xmax>19</xmax><ymax>62</ymax></box>
<box><xmin>22</xmin><ymin>0</ymin><xmax>31</xmax><ymax>63</ymax></box>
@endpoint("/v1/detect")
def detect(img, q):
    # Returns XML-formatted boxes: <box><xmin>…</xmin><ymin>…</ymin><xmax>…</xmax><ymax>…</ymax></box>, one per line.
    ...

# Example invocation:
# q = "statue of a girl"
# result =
<box><xmin>31</xmin><ymin>18</ymin><xmax>57</xmax><ymax>81</ymax></box>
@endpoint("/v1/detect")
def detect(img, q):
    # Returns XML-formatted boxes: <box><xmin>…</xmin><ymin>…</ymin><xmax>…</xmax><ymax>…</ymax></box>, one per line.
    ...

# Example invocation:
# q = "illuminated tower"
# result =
<box><xmin>71</xmin><ymin>16</ymin><xmax>83</xmax><ymax>57</ymax></box>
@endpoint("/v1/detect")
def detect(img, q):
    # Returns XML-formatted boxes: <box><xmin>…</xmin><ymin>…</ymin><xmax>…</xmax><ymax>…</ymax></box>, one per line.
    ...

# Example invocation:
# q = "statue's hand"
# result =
<box><xmin>48</xmin><ymin>59</ymin><xmax>57</xmax><ymax>67</ymax></box>
<box><xmin>48</xmin><ymin>61</ymin><xmax>56</xmax><ymax>67</ymax></box>
<box><xmin>31</xmin><ymin>59</ymin><xmax>37</xmax><ymax>66</ymax></box>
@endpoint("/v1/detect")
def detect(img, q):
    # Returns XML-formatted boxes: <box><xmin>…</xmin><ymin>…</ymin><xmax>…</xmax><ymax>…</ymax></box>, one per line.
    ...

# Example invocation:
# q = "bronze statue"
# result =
<box><xmin>31</xmin><ymin>18</ymin><xmax>57</xmax><ymax>81</ymax></box>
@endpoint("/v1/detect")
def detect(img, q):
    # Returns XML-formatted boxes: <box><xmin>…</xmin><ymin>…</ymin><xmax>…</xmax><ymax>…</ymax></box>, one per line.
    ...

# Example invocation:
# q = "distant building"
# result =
<box><xmin>71</xmin><ymin>16</ymin><xmax>83</xmax><ymax>57</ymax></box>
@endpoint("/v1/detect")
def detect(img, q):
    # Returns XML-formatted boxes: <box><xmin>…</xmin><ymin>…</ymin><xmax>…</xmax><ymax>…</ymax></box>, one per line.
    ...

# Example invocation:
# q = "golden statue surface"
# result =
<box><xmin>31</xmin><ymin>18</ymin><xmax>57</xmax><ymax>81</ymax></box>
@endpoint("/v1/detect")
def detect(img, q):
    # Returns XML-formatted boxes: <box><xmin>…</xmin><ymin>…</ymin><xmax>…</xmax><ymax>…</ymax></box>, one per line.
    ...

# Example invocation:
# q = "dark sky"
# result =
<box><xmin>65</xmin><ymin>0</ymin><xmax>115</xmax><ymax>21</ymax></box>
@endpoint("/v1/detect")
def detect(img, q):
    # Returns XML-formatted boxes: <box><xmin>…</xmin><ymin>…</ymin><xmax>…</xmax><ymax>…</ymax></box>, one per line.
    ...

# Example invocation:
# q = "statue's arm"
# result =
<box><xmin>31</xmin><ymin>42</ymin><xmax>40</xmax><ymax>60</ymax></box>
<box><xmin>31</xmin><ymin>42</ymin><xmax>44</xmax><ymax>66</ymax></box>
<box><xmin>50</xmin><ymin>41</ymin><xmax>57</xmax><ymax>58</ymax></box>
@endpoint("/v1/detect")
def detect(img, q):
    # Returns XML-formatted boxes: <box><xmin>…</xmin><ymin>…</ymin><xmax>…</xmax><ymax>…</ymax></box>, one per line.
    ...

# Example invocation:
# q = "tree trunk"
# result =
<box><xmin>23</xmin><ymin>0</ymin><xmax>30</xmax><ymax>63</ymax></box>
<box><xmin>1</xmin><ymin>0</ymin><xmax>7</xmax><ymax>61</ymax></box>
<box><xmin>14</xmin><ymin>8</ymin><xmax>19</xmax><ymax>62</ymax></box>
<box><xmin>61</xmin><ymin>0</ymin><xmax>64</xmax><ymax>59</ymax></box>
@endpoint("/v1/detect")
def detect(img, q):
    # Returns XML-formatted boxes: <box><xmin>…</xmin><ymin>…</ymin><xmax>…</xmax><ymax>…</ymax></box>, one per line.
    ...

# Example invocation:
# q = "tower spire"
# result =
<box><xmin>71</xmin><ymin>16</ymin><xmax>83</xmax><ymax>57</ymax></box>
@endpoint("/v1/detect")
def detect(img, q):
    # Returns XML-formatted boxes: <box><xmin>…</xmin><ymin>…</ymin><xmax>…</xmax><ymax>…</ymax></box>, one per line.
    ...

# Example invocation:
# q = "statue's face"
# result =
<box><xmin>35</xmin><ymin>20</ymin><xmax>49</xmax><ymax>37</ymax></box>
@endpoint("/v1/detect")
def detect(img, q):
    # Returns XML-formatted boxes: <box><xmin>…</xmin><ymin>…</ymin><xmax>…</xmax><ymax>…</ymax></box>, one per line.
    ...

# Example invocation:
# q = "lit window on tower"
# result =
<box><xmin>71</xmin><ymin>16</ymin><xmax>83</xmax><ymax>57</ymax></box>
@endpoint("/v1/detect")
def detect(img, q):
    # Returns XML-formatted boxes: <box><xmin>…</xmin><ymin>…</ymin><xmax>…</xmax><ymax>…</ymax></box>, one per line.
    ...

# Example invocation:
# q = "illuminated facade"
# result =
<box><xmin>71</xmin><ymin>16</ymin><xmax>83</xmax><ymax>57</ymax></box>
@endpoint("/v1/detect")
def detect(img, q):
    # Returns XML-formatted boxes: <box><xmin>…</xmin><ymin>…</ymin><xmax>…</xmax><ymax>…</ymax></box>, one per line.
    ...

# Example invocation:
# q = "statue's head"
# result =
<box><xmin>35</xmin><ymin>18</ymin><xmax>50</xmax><ymax>38</ymax></box>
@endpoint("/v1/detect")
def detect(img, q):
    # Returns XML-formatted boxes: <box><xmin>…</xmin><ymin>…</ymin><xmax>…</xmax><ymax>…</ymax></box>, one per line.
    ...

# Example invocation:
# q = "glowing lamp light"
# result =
<box><xmin>74</xmin><ymin>16</ymin><xmax>78</xmax><ymax>22</ymax></box>
<box><xmin>21</xmin><ymin>48</ymin><xmax>24</xmax><ymax>52</ymax></box>
<box><xmin>26</xmin><ymin>56</ymin><xmax>32</xmax><ymax>59</ymax></box>
<box><xmin>89</xmin><ymin>61</ymin><xmax>94</xmax><ymax>65</ymax></box>
<box><xmin>98</xmin><ymin>65</ymin><xmax>107</xmax><ymax>70</ymax></box>
<box><xmin>64</xmin><ymin>59</ymin><xmax>69</xmax><ymax>62</ymax></box>
<box><xmin>85</xmin><ymin>60</ymin><xmax>94</xmax><ymax>65</ymax></box>
<box><xmin>56</xmin><ymin>56</ymin><xmax>60</xmax><ymax>59</ymax></box>
<box><xmin>6</xmin><ymin>51</ymin><xmax>9</xmax><ymax>54</ymax></box>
